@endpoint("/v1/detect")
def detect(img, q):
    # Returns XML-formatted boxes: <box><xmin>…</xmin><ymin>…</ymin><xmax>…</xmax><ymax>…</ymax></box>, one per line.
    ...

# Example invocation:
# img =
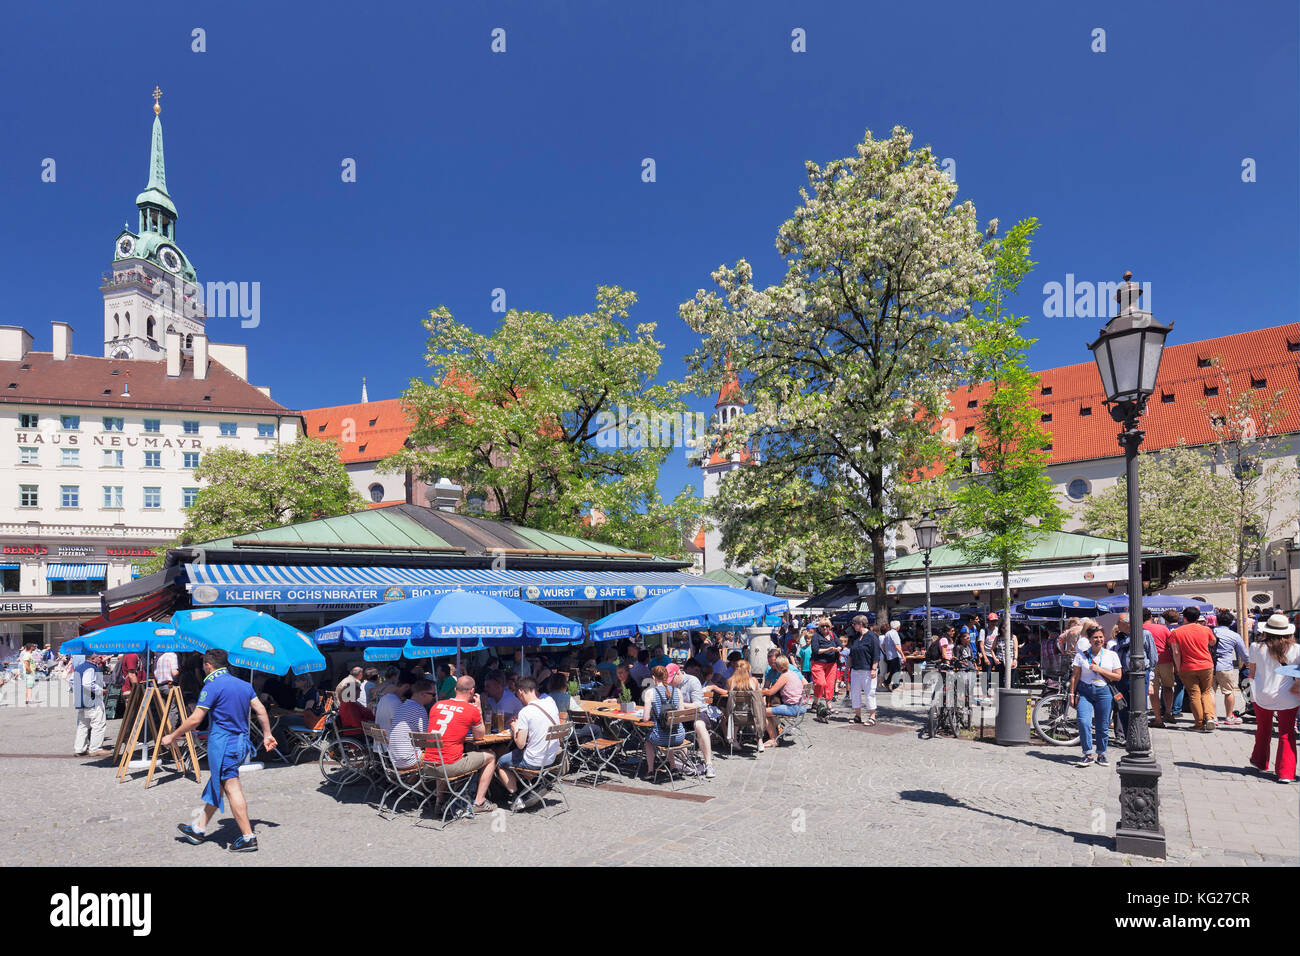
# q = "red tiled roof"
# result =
<box><xmin>692</xmin><ymin>526</ymin><xmax>706</xmax><ymax>551</ymax></box>
<box><xmin>301</xmin><ymin>398</ymin><xmax>414</xmax><ymax>464</ymax></box>
<box><xmin>945</xmin><ymin>323</ymin><xmax>1300</xmax><ymax>466</ymax></box>
<box><xmin>0</xmin><ymin>352</ymin><xmax>292</xmax><ymax>415</ymax></box>
<box><xmin>705</xmin><ymin>446</ymin><xmax>755</xmax><ymax>467</ymax></box>
<box><xmin>716</xmin><ymin>372</ymin><xmax>743</xmax><ymax>409</ymax></box>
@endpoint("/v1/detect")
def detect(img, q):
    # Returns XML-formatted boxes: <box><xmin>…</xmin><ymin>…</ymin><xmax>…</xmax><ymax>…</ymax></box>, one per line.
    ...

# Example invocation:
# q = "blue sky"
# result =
<box><xmin>3</xmin><ymin>0</ymin><xmax>1296</xmax><ymax>502</ymax></box>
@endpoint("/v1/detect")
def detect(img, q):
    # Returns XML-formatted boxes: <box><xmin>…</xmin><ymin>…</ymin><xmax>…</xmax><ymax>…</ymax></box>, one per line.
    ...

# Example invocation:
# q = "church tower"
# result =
<box><xmin>101</xmin><ymin>87</ymin><xmax>206</xmax><ymax>360</ymax></box>
<box><xmin>699</xmin><ymin>369</ymin><xmax>755</xmax><ymax>573</ymax></box>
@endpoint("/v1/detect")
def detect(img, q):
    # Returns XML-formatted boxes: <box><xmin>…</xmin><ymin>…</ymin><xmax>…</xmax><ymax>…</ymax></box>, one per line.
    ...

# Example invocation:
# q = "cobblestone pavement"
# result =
<box><xmin>1</xmin><ymin>681</ymin><xmax>1294</xmax><ymax>867</ymax></box>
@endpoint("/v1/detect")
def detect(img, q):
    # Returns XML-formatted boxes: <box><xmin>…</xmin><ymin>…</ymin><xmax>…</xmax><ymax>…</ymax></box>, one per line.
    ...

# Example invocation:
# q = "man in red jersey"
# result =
<box><xmin>423</xmin><ymin>675</ymin><xmax>497</xmax><ymax>813</ymax></box>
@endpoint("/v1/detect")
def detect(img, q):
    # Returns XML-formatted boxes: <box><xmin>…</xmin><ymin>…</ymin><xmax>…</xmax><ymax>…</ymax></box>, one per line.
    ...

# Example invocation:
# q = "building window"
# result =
<box><xmin>219</xmin><ymin>422</ymin><xmax>238</xmax><ymax>436</ymax></box>
<box><xmin>143</xmin><ymin>418</ymin><xmax>161</xmax><ymax>433</ymax></box>
<box><xmin>1250</xmin><ymin>376</ymin><xmax>1266</xmax><ymax>389</ymax></box>
<box><xmin>60</xmin><ymin>448</ymin><xmax>79</xmax><ymax>467</ymax></box>
<box><xmin>1041</xmin><ymin>386</ymin><xmax>1053</xmax><ymax>396</ymax></box>
<box><xmin>19</xmin><ymin>447</ymin><xmax>38</xmax><ymax>465</ymax></box>
<box><xmin>102</xmin><ymin>416</ymin><xmax>124</xmax><ymax>431</ymax></box>
<box><xmin>0</xmin><ymin>569</ymin><xmax>17</xmax><ymax>593</ymax></box>
<box><xmin>1067</xmin><ymin>478</ymin><xmax>1091</xmax><ymax>501</ymax></box>
<box><xmin>19</xmin><ymin>485</ymin><xmax>38</xmax><ymax>507</ymax></box>
<box><xmin>257</xmin><ymin>423</ymin><xmax>275</xmax><ymax>438</ymax></box>
<box><xmin>144</xmin><ymin>451</ymin><xmax>161</xmax><ymax>468</ymax></box>
<box><xmin>183</xmin><ymin>451</ymin><xmax>201</xmax><ymax>468</ymax></box>
<box><xmin>143</xmin><ymin>487</ymin><xmax>162</xmax><ymax>509</ymax></box>
<box><xmin>1160</xmin><ymin>391</ymin><xmax>1174</xmax><ymax>404</ymax></box>
<box><xmin>102</xmin><ymin>486</ymin><xmax>123</xmax><ymax>509</ymax></box>
<box><xmin>1080</xmin><ymin>406</ymin><xmax>1092</xmax><ymax>417</ymax></box>
<box><xmin>102</xmin><ymin>449</ymin><xmax>124</xmax><ymax>468</ymax></box>
<box><xmin>50</xmin><ymin>578</ymin><xmax>106</xmax><ymax>596</ymax></box>
<box><xmin>18</xmin><ymin>412</ymin><xmax>38</xmax><ymax>428</ymax></box>
<box><xmin>1204</xmin><ymin>384</ymin><xmax>1219</xmax><ymax>397</ymax></box>
<box><xmin>60</xmin><ymin>414</ymin><xmax>80</xmax><ymax>430</ymax></box>
<box><xmin>182</xmin><ymin>487</ymin><xmax>200</xmax><ymax>508</ymax></box>
<box><xmin>1040</xmin><ymin>413</ymin><xmax>1052</xmax><ymax>423</ymax></box>
<box><xmin>1196</xmin><ymin>356</ymin><xmax>1211</xmax><ymax>368</ymax></box>
<box><xmin>182</xmin><ymin>420</ymin><xmax>200</xmax><ymax>435</ymax></box>
<box><xmin>60</xmin><ymin>485</ymin><xmax>79</xmax><ymax>508</ymax></box>
<box><xmin>369</xmin><ymin>483</ymin><xmax>384</xmax><ymax>503</ymax></box>
<box><xmin>967</xmin><ymin>400</ymin><xmax>978</xmax><ymax>409</ymax></box>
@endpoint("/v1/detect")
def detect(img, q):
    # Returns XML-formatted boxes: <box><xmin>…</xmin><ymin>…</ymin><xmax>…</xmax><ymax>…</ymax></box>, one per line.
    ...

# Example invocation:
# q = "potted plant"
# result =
<box><xmin>619</xmin><ymin>684</ymin><xmax>636</xmax><ymax>713</ymax></box>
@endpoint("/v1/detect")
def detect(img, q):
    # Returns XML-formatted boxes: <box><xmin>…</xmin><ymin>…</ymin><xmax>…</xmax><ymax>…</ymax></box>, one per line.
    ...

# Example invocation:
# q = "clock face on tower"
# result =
<box><xmin>111</xmin><ymin>346</ymin><xmax>134</xmax><ymax>360</ymax></box>
<box><xmin>158</xmin><ymin>246</ymin><xmax>181</xmax><ymax>272</ymax></box>
<box><xmin>117</xmin><ymin>236</ymin><xmax>135</xmax><ymax>258</ymax></box>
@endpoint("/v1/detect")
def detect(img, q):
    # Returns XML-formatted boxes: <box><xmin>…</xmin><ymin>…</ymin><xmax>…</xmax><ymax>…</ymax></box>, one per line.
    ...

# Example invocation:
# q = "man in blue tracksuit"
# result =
<box><xmin>162</xmin><ymin>648</ymin><xmax>276</xmax><ymax>852</ymax></box>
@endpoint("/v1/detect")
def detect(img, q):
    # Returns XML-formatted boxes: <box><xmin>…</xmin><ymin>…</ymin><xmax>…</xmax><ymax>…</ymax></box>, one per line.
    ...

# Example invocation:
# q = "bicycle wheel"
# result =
<box><xmin>1031</xmin><ymin>693</ymin><xmax>1080</xmax><ymax>746</ymax></box>
<box><xmin>320</xmin><ymin>738</ymin><xmax>366</xmax><ymax>785</ymax></box>
<box><xmin>926</xmin><ymin>705</ymin><xmax>938</xmax><ymax>739</ymax></box>
<box><xmin>943</xmin><ymin>707</ymin><xmax>960</xmax><ymax>738</ymax></box>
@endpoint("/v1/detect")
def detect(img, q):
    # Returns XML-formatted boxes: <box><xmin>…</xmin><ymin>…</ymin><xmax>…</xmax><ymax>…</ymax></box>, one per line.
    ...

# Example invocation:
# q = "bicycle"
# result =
<box><xmin>924</xmin><ymin>665</ymin><xmax>972</xmax><ymax>739</ymax></box>
<box><xmin>1031</xmin><ymin>672</ymin><xmax>1126</xmax><ymax>747</ymax></box>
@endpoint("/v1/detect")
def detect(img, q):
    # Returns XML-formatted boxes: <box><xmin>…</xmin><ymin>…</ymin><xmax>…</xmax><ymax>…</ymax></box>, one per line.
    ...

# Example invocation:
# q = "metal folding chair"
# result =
<box><xmin>509</xmin><ymin>722</ymin><xmax>574</xmax><ymax>819</ymax></box>
<box><xmin>566</xmin><ymin>710</ymin><xmax>623</xmax><ymax>788</ymax></box>
<box><xmin>647</xmin><ymin>708</ymin><xmax>700</xmax><ymax>791</ymax></box>
<box><xmin>776</xmin><ymin>681</ymin><xmax>815</xmax><ymax>749</ymax></box>
<box><xmin>409</xmin><ymin>732</ymin><xmax>478</xmax><ymax>831</ymax></box>
<box><xmin>364</xmin><ymin>725</ymin><xmax>425</xmax><ymax>818</ymax></box>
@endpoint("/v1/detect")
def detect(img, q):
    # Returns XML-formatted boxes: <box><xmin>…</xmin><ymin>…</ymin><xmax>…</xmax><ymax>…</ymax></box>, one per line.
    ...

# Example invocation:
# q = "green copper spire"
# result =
<box><xmin>135</xmin><ymin>86</ymin><xmax>177</xmax><ymax>218</ymax></box>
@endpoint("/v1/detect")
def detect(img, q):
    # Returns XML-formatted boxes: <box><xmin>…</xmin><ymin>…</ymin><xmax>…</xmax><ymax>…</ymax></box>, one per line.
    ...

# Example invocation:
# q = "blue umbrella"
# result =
<box><xmin>589</xmin><ymin>585</ymin><xmax>785</xmax><ymax>641</ymax></box>
<box><xmin>62</xmin><ymin>622</ymin><xmax>187</xmax><ymax>656</ymax></box>
<box><xmin>1020</xmin><ymin>594</ymin><xmax>1112</xmax><ymax>616</ymax></box>
<box><xmin>1105</xmin><ymin>594</ymin><xmax>1213</xmax><ymax>614</ymax></box>
<box><xmin>172</xmin><ymin>608</ymin><xmax>326</xmax><ymax>675</ymax></box>
<box><xmin>903</xmin><ymin>606</ymin><xmax>961</xmax><ymax>622</ymax></box>
<box><xmin>314</xmin><ymin>591</ymin><xmax>584</xmax><ymax>649</ymax></box>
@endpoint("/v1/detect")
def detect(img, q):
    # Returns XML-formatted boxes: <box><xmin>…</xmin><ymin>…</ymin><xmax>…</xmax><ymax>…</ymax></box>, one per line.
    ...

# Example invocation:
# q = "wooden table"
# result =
<box><xmin>466</xmin><ymin>730</ymin><xmax>513</xmax><ymax>747</ymax></box>
<box><xmin>575</xmin><ymin>700</ymin><xmax>653</xmax><ymax>726</ymax></box>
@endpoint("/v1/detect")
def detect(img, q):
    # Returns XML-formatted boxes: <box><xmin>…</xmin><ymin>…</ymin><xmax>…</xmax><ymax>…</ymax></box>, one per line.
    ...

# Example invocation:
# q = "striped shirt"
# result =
<box><xmin>154</xmin><ymin>652</ymin><xmax>178</xmax><ymax>685</ymax></box>
<box><xmin>387</xmin><ymin>699</ymin><xmax>427</xmax><ymax>770</ymax></box>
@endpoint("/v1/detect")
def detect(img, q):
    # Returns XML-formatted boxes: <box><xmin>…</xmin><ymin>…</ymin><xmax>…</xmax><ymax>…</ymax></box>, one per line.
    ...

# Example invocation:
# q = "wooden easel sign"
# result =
<box><xmin>115</xmin><ymin>682</ymin><xmax>200</xmax><ymax>786</ymax></box>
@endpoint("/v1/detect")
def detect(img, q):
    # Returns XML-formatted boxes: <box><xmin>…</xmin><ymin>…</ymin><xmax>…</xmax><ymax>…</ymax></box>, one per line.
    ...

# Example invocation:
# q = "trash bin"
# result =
<box><xmin>994</xmin><ymin>687</ymin><xmax>1031</xmax><ymax>745</ymax></box>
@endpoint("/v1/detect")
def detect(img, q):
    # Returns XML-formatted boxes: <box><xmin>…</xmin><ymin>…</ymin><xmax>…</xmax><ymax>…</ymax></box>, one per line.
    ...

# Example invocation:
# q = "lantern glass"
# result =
<box><xmin>915</xmin><ymin>518</ymin><xmax>940</xmax><ymax>552</ymax></box>
<box><xmin>1092</xmin><ymin>324</ymin><xmax>1168</xmax><ymax>404</ymax></box>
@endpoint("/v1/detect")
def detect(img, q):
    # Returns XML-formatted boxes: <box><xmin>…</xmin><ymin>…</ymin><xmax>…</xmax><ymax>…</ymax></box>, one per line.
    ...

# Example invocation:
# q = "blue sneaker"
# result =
<box><xmin>229</xmin><ymin>834</ymin><xmax>258</xmax><ymax>853</ymax></box>
<box><xmin>176</xmin><ymin>824</ymin><xmax>205</xmax><ymax>845</ymax></box>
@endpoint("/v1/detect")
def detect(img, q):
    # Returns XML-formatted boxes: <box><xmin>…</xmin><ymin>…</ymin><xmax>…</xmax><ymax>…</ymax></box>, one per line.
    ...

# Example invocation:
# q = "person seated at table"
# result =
<box><xmin>532</xmin><ymin>656</ymin><xmax>553</xmax><ymax>688</ymax></box>
<box><xmin>596</xmin><ymin>646</ymin><xmax>620</xmax><ymax>684</ymax></box>
<box><xmin>294</xmin><ymin>675</ymin><xmax>322</xmax><ymax>714</ymax></box>
<box><xmin>763</xmin><ymin>655</ymin><xmax>807</xmax><ymax>747</ymax></box>
<box><xmin>496</xmin><ymin>676</ymin><xmax>563</xmax><ymax>810</ymax></box>
<box><xmin>387</xmin><ymin>679</ymin><xmax>432</xmax><ymax>773</ymax></box>
<box><xmin>601</xmin><ymin>662</ymin><xmax>644</xmax><ymax>702</ymax></box>
<box><xmin>373</xmin><ymin>672</ymin><xmax>412</xmax><ymax>747</ymax></box>
<box><xmin>541</xmin><ymin>671</ymin><xmax>573</xmax><ymax>713</ymax></box>
<box><xmin>578</xmin><ymin>660</ymin><xmax>602</xmax><ymax>697</ymax></box>
<box><xmin>434</xmin><ymin>662</ymin><xmax>457</xmax><ymax>701</ymax></box>
<box><xmin>667</xmin><ymin>662</ymin><xmax>717</xmax><ymax>779</ymax></box>
<box><xmin>483</xmin><ymin>671</ymin><xmax>523</xmax><ymax>717</ymax></box>
<box><xmin>762</xmin><ymin>647</ymin><xmax>781</xmax><ymax>687</ymax></box>
<box><xmin>643</xmin><ymin>665</ymin><xmax>686</xmax><ymax>776</ymax></box>
<box><xmin>629</xmin><ymin>649</ymin><xmax>652</xmax><ymax>687</ymax></box>
<box><xmin>724</xmin><ymin>659</ymin><xmax>766</xmax><ymax>746</ymax></box>
<box><xmin>423</xmin><ymin>676</ymin><xmax>497</xmax><ymax>814</ymax></box>
<box><xmin>715</xmin><ymin>651</ymin><xmax>742</xmax><ymax>684</ymax></box>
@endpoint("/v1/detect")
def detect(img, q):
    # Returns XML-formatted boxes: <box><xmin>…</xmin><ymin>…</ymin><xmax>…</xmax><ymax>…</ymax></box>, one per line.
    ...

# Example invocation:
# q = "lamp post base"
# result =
<box><xmin>1114</xmin><ymin>756</ymin><xmax>1167</xmax><ymax>859</ymax></box>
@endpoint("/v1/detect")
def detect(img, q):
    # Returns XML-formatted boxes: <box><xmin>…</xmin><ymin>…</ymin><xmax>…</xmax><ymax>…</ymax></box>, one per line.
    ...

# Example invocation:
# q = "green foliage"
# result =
<box><xmin>382</xmin><ymin>286</ymin><xmax>701</xmax><ymax>557</ymax></box>
<box><xmin>159</xmin><ymin>438</ymin><xmax>367</xmax><ymax>557</ymax></box>
<box><xmin>681</xmin><ymin>127</ymin><xmax>996</xmax><ymax>614</ymax></box>
<box><xmin>948</xmin><ymin>217</ymin><xmax>1065</xmax><ymax>573</ymax></box>
<box><xmin>1080</xmin><ymin>444</ymin><xmax>1235</xmax><ymax>580</ymax></box>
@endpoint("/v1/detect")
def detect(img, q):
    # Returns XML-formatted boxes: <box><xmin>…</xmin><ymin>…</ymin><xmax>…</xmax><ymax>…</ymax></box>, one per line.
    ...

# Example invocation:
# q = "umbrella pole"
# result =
<box><xmin>128</xmin><ymin>649</ymin><xmax>153</xmax><ymax>770</ymax></box>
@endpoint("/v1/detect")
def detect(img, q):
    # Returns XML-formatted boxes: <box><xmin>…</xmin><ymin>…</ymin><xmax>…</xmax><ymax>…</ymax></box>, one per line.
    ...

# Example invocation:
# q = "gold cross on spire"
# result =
<box><xmin>152</xmin><ymin>86</ymin><xmax>163</xmax><ymax>115</ymax></box>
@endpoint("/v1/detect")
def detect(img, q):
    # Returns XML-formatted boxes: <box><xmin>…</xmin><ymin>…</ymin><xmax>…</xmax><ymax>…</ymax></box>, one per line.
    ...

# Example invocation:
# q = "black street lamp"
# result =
<box><xmin>1087</xmin><ymin>271</ymin><xmax>1173</xmax><ymax>859</ymax></box>
<box><xmin>914</xmin><ymin>516</ymin><xmax>941</xmax><ymax>648</ymax></box>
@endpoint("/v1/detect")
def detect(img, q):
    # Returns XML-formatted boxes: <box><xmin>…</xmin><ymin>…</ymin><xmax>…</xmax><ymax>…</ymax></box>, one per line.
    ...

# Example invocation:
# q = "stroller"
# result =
<box><xmin>1237</xmin><ymin>670</ymin><xmax>1256</xmax><ymax>723</ymax></box>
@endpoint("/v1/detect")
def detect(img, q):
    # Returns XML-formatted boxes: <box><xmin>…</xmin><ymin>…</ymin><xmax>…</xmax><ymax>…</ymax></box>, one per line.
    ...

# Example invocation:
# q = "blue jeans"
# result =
<box><xmin>1077</xmin><ymin>683</ymin><xmax>1114</xmax><ymax>757</ymax></box>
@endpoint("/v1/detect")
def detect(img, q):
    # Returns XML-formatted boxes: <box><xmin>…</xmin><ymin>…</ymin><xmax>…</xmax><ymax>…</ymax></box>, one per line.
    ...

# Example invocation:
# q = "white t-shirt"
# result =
<box><xmin>515</xmin><ymin>696</ymin><xmax>561</xmax><ymax>767</ymax></box>
<box><xmin>882</xmin><ymin>629</ymin><xmax>902</xmax><ymax>660</ymax></box>
<box><xmin>373</xmin><ymin>692</ymin><xmax>402</xmax><ymax>734</ymax></box>
<box><xmin>1249</xmin><ymin>643</ymin><xmax>1300</xmax><ymax>711</ymax></box>
<box><xmin>1072</xmin><ymin>648</ymin><xmax>1122</xmax><ymax>687</ymax></box>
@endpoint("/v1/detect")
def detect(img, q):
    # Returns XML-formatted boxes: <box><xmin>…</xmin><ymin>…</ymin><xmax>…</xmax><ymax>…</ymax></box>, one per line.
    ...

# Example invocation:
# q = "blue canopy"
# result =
<box><xmin>61</xmin><ymin>622</ymin><xmax>188</xmax><ymax>656</ymax></box>
<box><xmin>903</xmin><ymin>606</ymin><xmax>962</xmax><ymax>621</ymax></box>
<box><xmin>1019</xmin><ymin>594</ymin><xmax>1111</xmax><ymax>616</ymax></box>
<box><xmin>314</xmin><ymin>591</ymin><xmax>585</xmax><ymax>649</ymax></box>
<box><xmin>172</xmin><ymin>608</ymin><xmax>326</xmax><ymax>675</ymax></box>
<box><xmin>1104</xmin><ymin>594</ymin><xmax>1213</xmax><ymax>614</ymax></box>
<box><xmin>589</xmin><ymin>585</ymin><xmax>785</xmax><ymax>641</ymax></box>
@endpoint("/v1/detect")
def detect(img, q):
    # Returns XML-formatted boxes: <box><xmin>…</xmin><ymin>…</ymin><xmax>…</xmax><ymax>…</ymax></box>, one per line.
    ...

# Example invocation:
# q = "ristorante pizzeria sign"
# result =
<box><xmin>1</xmin><ymin>543</ymin><xmax>158</xmax><ymax>559</ymax></box>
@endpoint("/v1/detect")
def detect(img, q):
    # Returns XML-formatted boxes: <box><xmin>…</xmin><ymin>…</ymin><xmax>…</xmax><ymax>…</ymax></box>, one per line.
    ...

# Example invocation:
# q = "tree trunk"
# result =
<box><xmin>1236</xmin><ymin>576</ymin><xmax>1249</xmax><ymax>647</ymax></box>
<box><xmin>871</xmin><ymin>526</ymin><xmax>888</xmax><ymax>624</ymax></box>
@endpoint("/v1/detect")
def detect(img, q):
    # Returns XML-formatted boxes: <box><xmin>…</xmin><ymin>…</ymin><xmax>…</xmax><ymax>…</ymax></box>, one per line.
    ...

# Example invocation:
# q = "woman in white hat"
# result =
<box><xmin>1247</xmin><ymin>613</ymin><xmax>1299</xmax><ymax>783</ymax></box>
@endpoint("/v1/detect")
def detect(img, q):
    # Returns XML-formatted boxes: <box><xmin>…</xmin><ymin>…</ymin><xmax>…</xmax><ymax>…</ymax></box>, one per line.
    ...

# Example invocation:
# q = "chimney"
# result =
<box><xmin>52</xmin><ymin>322</ymin><xmax>73</xmax><ymax>361</ymax></box>
<box><xmin>429</xmin><ymin>477</ymin><xmax>462</xmax><ymax>512</ymax></box>
<box><xmin>165</xmin><ymin>329</ymin><xmax>182</xmax><ymax>377</ymax></box>
<box><xmin>361</xmin><ymin>377</ymin><xmax>368</xmax><ymax>403</ymax></box>
<box><xmin>192</xmin><ymin>333</ymin><xmax>208</xmax><ymax>380</ymax></box>
<box><xmin>0</xmin><ymin>327</ymin><xmax>33</xmax><ymax>362</ymax></box>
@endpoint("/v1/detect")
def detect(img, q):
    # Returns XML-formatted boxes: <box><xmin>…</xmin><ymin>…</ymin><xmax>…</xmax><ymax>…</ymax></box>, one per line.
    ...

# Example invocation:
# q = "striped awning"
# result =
<box><xmin>185</xmin><ymin>564</ymin><xmax>729</xmax><ymax>607</ymax></box>
<box><xmin>47</xmin><ymin>563</ymin><xmax>108</xmax><ymax>581</ymax></box>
